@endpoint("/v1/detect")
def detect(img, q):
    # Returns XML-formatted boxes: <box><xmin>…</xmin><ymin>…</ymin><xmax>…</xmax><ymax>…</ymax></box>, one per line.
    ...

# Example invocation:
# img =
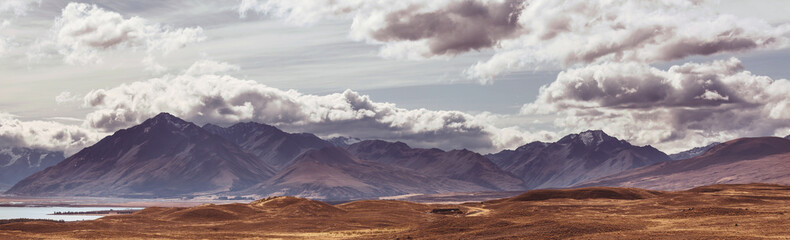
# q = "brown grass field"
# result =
<box><xmin>3</xmin><ymin>183</ymin><xmax>790</xmax><ymax>239</ymax></box>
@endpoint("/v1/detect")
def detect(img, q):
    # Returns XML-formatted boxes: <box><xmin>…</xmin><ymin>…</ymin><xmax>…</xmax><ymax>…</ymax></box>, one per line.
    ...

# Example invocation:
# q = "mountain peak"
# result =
<box><xmin>578</xmin><ymin>130</ymin><xmax>612</xmax><ymax>145</ymax></box>
<box><xmin>558</xmin><ymin>130</ymin><xmax>619</xmax><ymax>147</ymax></box>
<box><xmin>152</xmin><ymin>112</ymin><xmax>180</xmax><ymax>121</ymax></box>
<box><xmin>327</xmin><ymin>136</ymin><xmax>363</xmax><ymax>147</ymax></box>
<box><xmin>142</xmin><ymin>112</ymin><xmax>192</xmax><ymax>129</ymax></box>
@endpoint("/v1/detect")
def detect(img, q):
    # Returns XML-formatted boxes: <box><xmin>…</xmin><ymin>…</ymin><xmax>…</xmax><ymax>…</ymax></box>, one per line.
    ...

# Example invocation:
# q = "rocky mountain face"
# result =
<box><xmin>7</xmin><ymin>113</ymin><xmax>275</xmax><ymax>198</ymax></box>
<box><xmin>487</xmin><ymin>141</ymin><xmax>549</xmax><ymax>170</ymax></box>
<box><xmin>487</xmin><ymin>130</ymin><xmax>671</xmax><ymax>189</ymax></box>
<box><xmin>0</xmin><ymin>148</ymin><xmax>64</xmax><ymax>191</ymax></box>
<box><xmin>204</xmin><ymin>122</ymin><xmax>332</xmax><ymax>170</ymax></box>
<box><xmin>239</xmin><ymin>147</ymin><xmax>489</xmax><ymax>200</ymax></box>
<box><xmin>668</xmin><ymin>142</ymin><xmax>721</xmax><ymax>160</ymax></box>
<box><xmin>346</xmin><ymin>140</ymin><xmax>526</xmax><ymax>191</ymax></box>
<box><xmin>326</xmin><ymin>136</ymin><xmax>363</xmax><ymax>148</ymax></box>
<box><xmin>576</xmin><ymin>137</ymin><xmax>790</xmax><ymax>190</ymax></box>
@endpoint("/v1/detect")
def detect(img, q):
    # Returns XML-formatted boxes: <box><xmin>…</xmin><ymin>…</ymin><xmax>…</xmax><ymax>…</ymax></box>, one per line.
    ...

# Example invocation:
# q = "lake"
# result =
<box><xmin>0</xmin><ymin>207</ymin><xmax>142</xmax><ymax>221</ymax></box>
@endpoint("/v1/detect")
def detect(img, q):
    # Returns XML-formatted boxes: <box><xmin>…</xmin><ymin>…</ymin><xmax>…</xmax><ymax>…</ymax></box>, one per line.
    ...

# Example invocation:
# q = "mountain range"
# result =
<box><xmin>5</xmin><ymin>114</ymin><xmax>526</xmax><ymax>199</ymax></box>
<box><xmin>5</xmin><ymin>113</ymin><xmax>790</xmax><ymax>200</ymax></box>
<box><xmin>486</xmin><ymin>130</ymin><xmax>670</xmax><ymax>189</ymax></box>
<box><xmin>0</xmin><ymin>147</ymin><xmax>64</xmax><ymax>191</ymax></box>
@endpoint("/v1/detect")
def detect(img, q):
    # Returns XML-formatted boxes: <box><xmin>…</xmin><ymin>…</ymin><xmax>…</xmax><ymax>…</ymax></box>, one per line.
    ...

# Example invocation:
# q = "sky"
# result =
<box><xmin>1</xmin><ymin>0</ymin><xmax>790</xmax><ymax>155</ymax></box>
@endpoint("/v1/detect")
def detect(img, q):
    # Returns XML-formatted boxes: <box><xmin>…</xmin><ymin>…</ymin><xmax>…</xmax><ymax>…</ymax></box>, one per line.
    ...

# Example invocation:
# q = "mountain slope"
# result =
<box><xmin>346</xmin><ymin>140</ymin><xmax>526</xmax><ymax>191</ymax></box>
<box><xmin>0</xmin><ymin>148</ymin><xmax>64</xmax><ymax>191</ymax></box>
<box><xmin>204</xmin><ymin>122</ymin><xmax>332</xmax><ymax>170</ymax></box>
<box><xmin>239</xmin><ymin>147</ymin><xmax>487</xmax><ymax>200</ymax></box>
<box><xmin>488</xmin><ymin>130</ymin><xmax>671</xmax><ymax>189</ymax></box>
<box><xmin>576</xmin><ymin>137</ymin><xmax>790</xmax><ymax>190</ymax></box>
<box><xmin>486</xmin><ymin>141</ymin><xmax>549</xmax><ymax>170</ymax></box>
<box><xmin>7</xmin><ymin>113</ymin><xmax>275</xmax><ymax>197</ymax></box>
<box><xmin>668</xmin><ymin>142</ymin><xmax>720</xmax><ymax>160</ymax></box>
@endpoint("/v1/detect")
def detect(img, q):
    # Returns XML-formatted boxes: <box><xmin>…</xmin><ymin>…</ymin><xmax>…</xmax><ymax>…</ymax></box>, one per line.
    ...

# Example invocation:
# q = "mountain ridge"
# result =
<box><xmin>575</xmin><ymin>137</ymin><xmax>790</xmax><ymax>190</ymax></box>
<box><xmin>668</xmin><ymin>142</ymin><xmax>721</xmax><ymax>160</ymax></box>
<box><xmin>203</xmin><ymin>122</ymin><xmax>333</xmax><ymax>170</ymax></box>
<box><xmin>346</xmin><ymin>140</ymin><xmax>526</xmax><ymax>191</ymax></box>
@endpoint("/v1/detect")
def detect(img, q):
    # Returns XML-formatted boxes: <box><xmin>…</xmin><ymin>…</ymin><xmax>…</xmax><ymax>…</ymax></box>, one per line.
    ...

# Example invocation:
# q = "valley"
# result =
<box><xmin>3</xmin><ymin>184</ymin><xmax>790</xmax><ymax>239</ymax></box>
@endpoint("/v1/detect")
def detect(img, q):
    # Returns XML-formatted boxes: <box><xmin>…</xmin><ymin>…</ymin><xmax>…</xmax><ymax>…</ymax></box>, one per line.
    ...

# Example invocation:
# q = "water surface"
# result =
<box><xmin>0</xmin><ymin>207</ymin><xmax>141</xmax><ymax>221</ymax></box>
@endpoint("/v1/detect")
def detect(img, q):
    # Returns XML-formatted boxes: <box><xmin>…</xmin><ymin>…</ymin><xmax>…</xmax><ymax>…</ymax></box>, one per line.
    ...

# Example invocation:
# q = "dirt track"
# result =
<box><xmin>3</xmin><ymin>184</ymin><xmax>790</xmax><ymax>239</ymax></box>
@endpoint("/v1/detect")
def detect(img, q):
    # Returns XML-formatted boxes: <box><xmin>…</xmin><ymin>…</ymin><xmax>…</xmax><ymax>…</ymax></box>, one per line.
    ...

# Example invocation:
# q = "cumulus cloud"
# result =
<box><xmin>80</xmin><ymin>60</ymin><xmax>551</xmax><ymax>152</ymax></box>
<box><xmin>240</xmin><ymin>0</ymin><xmax>790</xmax><ymax>83</ymax></box>
<box><xmin>522</xmin><ymin>57</ymin><xmax>790</xmax><ymax>152</ymax></box>
<box><xmin>31</xmin><ymin>2</ymin><xmax>205</xmax><ymax>65</ymax></box>
<box><xmin>0</xmin><ymin>113</ymin><xmax>102</xmax><ymax>155</ymax></box>
<box><xmin>183</xmin><ymin>59</ymin><xmax>241</xmax><ymax>76</ymax></box>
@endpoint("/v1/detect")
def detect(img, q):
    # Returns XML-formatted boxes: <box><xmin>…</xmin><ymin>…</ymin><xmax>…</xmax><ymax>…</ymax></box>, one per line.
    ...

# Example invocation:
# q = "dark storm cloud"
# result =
<box><xmin>371</xmin><ymin>0</ymin><xmax>525</xmax><ymax>56</ymax></box>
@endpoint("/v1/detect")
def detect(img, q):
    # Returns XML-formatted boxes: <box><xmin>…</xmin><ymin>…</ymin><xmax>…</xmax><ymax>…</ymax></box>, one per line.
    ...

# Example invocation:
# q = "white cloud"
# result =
<box><xmin>0</xmin><ymin>112</ymin><xmax>102</xmax><ymax>155</ymax></box>
<box><xmin>0</xmin><ymin>0</ymin><xmax>38</xmax><ymax>16</ymax></box>
<box><xmin>183</xmin><ymin>59</ymin><xmax>240</xmax><ymax>76</ymax></box>
<box><xmin>31</xmin><ymin>2</ymin><xmax>205</xmax><ymax>65</ymax></box>
<box><xmin>55</xmin><ymin>91</ymin><xmax>79</xmax><ymax>104</ymax></box>
<box><xmin>0</xmin><ymin>37</ymin><xmax>6</xmax><ymax>56</ymax></box>
<box><xmin>522</xmin><ymin>57</ymin><xmax>790</xmax><ymax>152</ymax></box>
<box><xmin>240</xmin><ymin>0</ymin><xmax>790</xmax><ymax>83</ymax></box>
<box><xmin>81</xmin><ymin>60</ymin><xmax>550</xmax><ymax>152</ymax></box>
<box><xmin>0</xmin><ymin>0</ymin><xmax>38</xmax><ymax>57</ymax></box>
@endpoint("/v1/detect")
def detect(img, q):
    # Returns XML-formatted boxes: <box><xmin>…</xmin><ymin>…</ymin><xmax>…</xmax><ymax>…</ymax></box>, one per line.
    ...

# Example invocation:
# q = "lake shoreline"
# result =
<box><xmin>0</xmin><ymin>196</ymin><xmax>249</xmax><ymax>208</ymax></box>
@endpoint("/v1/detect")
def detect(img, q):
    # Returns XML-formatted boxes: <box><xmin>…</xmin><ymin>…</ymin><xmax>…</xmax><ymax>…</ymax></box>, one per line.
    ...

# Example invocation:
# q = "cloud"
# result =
<box><xmin>1</xmin><ymin>0</ymin><xmax>39</xmax><ymax>56</ymax></box>
<box><xmin>0</xmin><ymin>0</ymin><xmax>38</xmax><ymax>16</ymax></box>
<box><xmin>0</xmin><ymin>113</ymin><xmax>102</xmax><ymax>155</ymax></box>
<box><xmin>31</xmin><ymin>2</ymin><xmax>205</xmax><ymax>65</ymax></box>
<box><xmin>183</xmin><ymin>59</ymin><xmax>241</xmax><ymax>76</ymax></box>
<box><xmin>369</xmin><ymin>0</ymin><xmax>525</xmax><ymax>57</ymax></box>
<box><xmin>81</xmin><ymin>60</ymin><xmax>551</xmax><ymax>152</ymax></box>
<box><xmin>241</xmin><ymin>0</ymin><xmax>790</xmax><ymax>83</ymax></box>
<box><xmin>55</xmin><ymin>91</ymin><xmax>79</xmax><ymax>104</ymax></box>
<box><xmin>522</xmin><ymin>57</ymin><xmax>790</xmax><ymax>152</ymax></box>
